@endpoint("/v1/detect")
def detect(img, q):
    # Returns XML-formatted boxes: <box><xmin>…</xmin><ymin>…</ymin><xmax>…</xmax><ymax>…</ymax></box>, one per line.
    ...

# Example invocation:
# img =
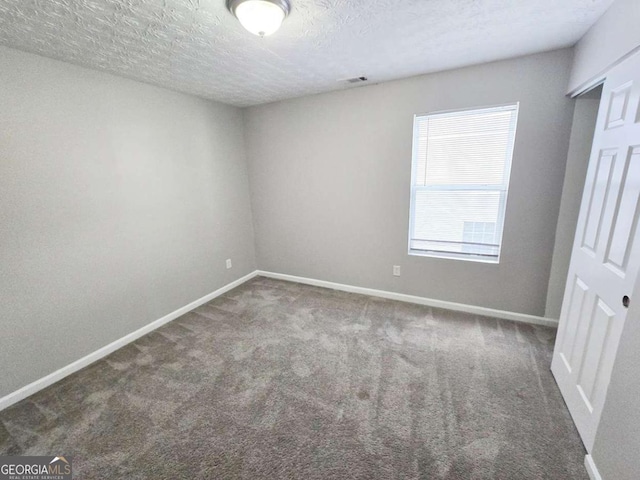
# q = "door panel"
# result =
<box><xmin>605</xmin><ymin>147</ymin><xmax>640</xmax><ymax>274</ymax></box>
<box><xmin>552</xmin><ymin>52</ymin><xmax>640</xmax><ymax>452</ymax></box>
<box><xmin>605</xmin><ymin>82</ymin><xmax>632</xmax><ymax>129</ymax></box>
<box><xmin>558</xmin><ymin>276</ymin><xmax>589</xmax><ymax>372</ymax></box>
<box><xmin>577</xmin><ymin>297</ymin><xmax>613</xmax><ymax>404</ymax></box>
<box><xmin>581</xmin><ymin>149</ymin><xmax>616</xmax><ymax>254</ymax></box>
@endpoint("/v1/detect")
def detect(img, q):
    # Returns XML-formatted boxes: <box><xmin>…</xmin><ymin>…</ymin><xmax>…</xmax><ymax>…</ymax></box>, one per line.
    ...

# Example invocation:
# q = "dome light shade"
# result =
<box><xmin>227</xmin><ymin>0</ymin><xmax>291</xmax><ymax>37</ymax></box>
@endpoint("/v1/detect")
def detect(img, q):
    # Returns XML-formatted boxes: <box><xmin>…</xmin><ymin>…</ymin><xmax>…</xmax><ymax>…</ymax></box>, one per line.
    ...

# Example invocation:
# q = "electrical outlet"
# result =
<box><xmin>226</xmin><ymin>259</ymin><xmax>232</xmax><ymax>269</ymax></box>
<box><xmin>393</xmin><ymin>265</ymin><xmax>401</xmax><ymax>276</ymax></box>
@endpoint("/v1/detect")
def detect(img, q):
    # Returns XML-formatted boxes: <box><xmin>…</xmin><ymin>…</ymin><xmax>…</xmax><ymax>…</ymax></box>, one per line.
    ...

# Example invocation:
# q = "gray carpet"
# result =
<box><xmin>0</xmin><ymin>276</ymin><xmax>587</xmax><ymax>479</ymax></box>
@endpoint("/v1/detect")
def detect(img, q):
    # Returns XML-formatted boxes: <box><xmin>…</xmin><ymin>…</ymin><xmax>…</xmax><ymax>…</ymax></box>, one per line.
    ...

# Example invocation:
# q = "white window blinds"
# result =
<box><xmin>409</xmin><ymin>104</ymin><xmax>518</xmax><ymax>261</ymax></box>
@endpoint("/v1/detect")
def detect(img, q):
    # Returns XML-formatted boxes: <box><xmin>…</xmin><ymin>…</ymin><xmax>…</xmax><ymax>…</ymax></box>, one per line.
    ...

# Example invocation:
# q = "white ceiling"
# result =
<box><xmin>0</xmin><ymin>0</ymin><xmax>614</xmax><ymax>107</ymax></box>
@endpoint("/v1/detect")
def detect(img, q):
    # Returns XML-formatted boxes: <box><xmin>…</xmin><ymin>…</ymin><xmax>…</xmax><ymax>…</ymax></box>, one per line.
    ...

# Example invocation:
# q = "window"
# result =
<box><xmin>408</xmin><ymin>103</ymin><xmax>518</xmax><ymax>262</ymax></box>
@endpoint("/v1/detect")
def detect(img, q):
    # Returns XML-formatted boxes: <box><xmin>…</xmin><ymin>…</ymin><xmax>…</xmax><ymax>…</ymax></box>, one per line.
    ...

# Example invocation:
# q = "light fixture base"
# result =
<box><xmin>227</xmin><ymin>0</ymin><xmax>291</xmax><ymax>17</ymax></box>
<box><xmin>227</xmin><ymin>0</ymin><xmax>292</xmax><ymax>36</ymax></box>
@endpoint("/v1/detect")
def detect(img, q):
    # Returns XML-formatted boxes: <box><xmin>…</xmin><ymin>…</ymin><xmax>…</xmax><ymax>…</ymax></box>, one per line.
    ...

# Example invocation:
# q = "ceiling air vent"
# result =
<box><xmin>341</xmin><ymin>76</ymin><xmax>368</xmax><ymax>84</ymax></box>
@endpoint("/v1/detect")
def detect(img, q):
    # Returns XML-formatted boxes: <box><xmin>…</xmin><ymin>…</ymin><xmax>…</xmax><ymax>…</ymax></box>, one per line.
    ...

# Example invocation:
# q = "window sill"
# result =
<box><xmin>408</xmin><ymin>249</ymin><xmax>500</xmax><ymax>264</ymax></box>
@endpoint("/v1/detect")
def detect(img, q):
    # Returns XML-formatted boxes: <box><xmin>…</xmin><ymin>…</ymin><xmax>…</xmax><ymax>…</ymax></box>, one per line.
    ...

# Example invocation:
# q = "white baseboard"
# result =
<box><xmin>257</xmin><ymin>270</ymin><xmax>559</xmax><ymax>328</ymax></box>
<box><xmin>1</xmin><ymin>268</ymin><xmax>556</xmax><ymax>412</ymax></box>
<box><xmin>585</xmin><ymin>455</ymin><xmax>603</xmax><ymax>480</ymax></box>
<box><xmin>0</xmin><ymin>270</ymin><xmax>258</xmax><ymax>412</ymax></box>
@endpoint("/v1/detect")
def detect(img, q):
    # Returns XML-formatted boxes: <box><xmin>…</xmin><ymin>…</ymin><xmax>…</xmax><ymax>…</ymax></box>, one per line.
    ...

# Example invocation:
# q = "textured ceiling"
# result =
<box><xmin>0</xmin><ymin>0</ymin><xmax>614</xmax><ymax>107</ymax></box>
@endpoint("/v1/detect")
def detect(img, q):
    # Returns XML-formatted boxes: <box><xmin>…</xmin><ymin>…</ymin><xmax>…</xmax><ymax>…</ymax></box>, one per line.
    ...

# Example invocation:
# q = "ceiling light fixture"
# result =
<box><xmin>227</xmin><ymin>0</ymin><xmax>291</xmax><ymax>37</ymax></box>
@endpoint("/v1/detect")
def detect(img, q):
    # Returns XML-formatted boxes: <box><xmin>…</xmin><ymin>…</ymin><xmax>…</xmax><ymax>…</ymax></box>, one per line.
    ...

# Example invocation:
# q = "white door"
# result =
<box><xmin>552</xmin><ymin>52</ymin><xmax>640</xmax><ymax>452</ymax></box>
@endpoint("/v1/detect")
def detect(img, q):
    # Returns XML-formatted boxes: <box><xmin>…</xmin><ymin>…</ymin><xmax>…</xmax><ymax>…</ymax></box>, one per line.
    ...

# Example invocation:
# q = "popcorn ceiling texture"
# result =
<box><xmin>0</xmin><ymin>0</ymin><xmax>614</xmax><ymax>107</ymax></box>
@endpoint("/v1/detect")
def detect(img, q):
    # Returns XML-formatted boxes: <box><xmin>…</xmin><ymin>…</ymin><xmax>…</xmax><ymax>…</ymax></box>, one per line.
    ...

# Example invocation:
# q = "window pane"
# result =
<box><xmin>414</xmin><ymin>109</ymin><xmax>514</xmax><ymax>187</ymax></box>
<box><xmin>426</xmin><ymin>130</ymin><xmax>510</xmax><ymax>185</ymax></box>
<box><xmin>411</xmin><ymin>189</ymin><xmax>503</xmax><ymax>254</ymax></box>
<box><xmin>409</xmin><ymin>104</ymin><xmax>517</xmax><ymax>260</ymax></box>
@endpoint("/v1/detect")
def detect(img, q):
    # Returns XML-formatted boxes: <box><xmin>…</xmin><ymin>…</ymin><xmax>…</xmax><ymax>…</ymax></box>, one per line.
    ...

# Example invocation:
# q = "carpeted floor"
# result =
<box><xmin>0</xmin><ymin>276</ymin><xmax>587</xmax><ymax>479</ymax></box>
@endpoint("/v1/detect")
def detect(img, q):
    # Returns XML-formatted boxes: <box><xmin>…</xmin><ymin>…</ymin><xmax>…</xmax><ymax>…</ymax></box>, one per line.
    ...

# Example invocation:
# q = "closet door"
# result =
<box><xmin>551</xmin><ymin>52</ymin><xmax>640</xmax><ymax>452</ymax></box>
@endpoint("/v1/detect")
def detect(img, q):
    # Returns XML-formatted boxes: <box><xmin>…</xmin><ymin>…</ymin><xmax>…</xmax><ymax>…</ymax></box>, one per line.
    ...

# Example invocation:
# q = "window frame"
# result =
<box><xmin>407</xmin><ymin>103</ymin><xmax>519</xmax><ymax>264</ymax></box>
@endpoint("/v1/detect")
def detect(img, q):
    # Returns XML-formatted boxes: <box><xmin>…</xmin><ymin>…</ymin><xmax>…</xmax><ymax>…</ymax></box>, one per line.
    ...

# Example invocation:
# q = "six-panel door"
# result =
<box><xmin>551</xmin><ymin>52</ymin><xmax>640</xmax><ymax>452</ymax></box>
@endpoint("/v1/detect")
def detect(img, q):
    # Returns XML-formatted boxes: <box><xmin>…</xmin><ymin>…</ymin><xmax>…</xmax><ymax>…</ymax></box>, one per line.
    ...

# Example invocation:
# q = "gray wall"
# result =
<box><xmin>0</xmin><ymin>46</ymin><xmax>256</xmax><ymax>398</ymax></box>
<box><xmin>545</xmin><ymin>95</ymin><xmax>600</xmax><ymax>318</ymax></box>
<box><xmin>244</xmin><ymin>49</ymin><xmax>575</xmax><ymax>316</ymax></box>
<box><xmin>568</xmin><ymin>0</ymin><xmax>640</xmax><ymax>94</ymax></box>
